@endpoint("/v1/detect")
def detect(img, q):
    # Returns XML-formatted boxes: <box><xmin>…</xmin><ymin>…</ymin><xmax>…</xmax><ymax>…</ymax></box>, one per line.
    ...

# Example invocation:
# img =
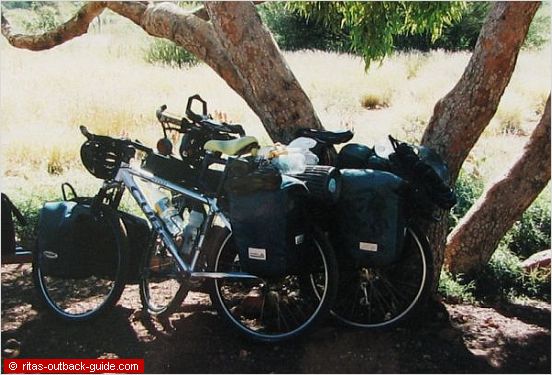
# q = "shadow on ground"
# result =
<box><xmin>1</xmin><ymin>264</ymin><xmax>550</xmax><ymax>373</ymax></box>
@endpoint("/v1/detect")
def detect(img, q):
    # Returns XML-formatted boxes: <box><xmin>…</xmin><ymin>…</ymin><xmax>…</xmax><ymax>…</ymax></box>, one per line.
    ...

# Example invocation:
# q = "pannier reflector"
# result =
<box><xmin>359</xmin><ymin>242</ymin><xmax>378</xmax><ymax>252</ymax></box>
<box><xmin>248</xmin><ymin>247</ymin><xmax>267</xmax><ymax>260</ymax></box>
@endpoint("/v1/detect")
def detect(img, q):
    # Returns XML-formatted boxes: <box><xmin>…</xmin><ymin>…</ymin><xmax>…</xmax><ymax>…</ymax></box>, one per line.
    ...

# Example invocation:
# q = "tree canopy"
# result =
<box><xmin>288</xmin><ymin>1</ymin><xmax>465</xmax><ymax>67</ymax></box>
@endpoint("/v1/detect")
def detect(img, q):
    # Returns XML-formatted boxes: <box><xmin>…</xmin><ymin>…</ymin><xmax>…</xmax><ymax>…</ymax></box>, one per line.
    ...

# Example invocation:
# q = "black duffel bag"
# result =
<box><xmin>228</xmin><ymin>174</ymin><xmax>311</xmax><ymax>278</ymax></box>
<box><xmin>332</xmin><ymin>169</ymin><xmax>407</xmax><ymax>266</ymax></box>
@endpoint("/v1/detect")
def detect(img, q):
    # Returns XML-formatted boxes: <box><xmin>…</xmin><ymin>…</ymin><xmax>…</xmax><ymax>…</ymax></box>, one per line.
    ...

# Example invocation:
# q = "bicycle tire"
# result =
<box><xmin>207</xmin><ymin>225</ymin><xmax>338</xmax><ymax>342</ymax></box>
<box><xmin>331</xmin><ymin>225</ymin><xmax>433</xmax><ymax>329</ymax></box>
<box><xmin>32</xmin><ymin>207</ymin><xmax>129</xmax><ymax>322</ymax></box>
<box><xmin>139</xmin><ymin>234</ymin><xmax>189</xmax><ymax>316</ymax></box>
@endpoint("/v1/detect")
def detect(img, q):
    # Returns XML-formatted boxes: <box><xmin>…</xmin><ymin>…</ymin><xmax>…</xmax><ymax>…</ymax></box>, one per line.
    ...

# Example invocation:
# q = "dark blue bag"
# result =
<box><xmin>37</xmin><ymin>201</ymin><xmax>119</xmax><ymax>279</ymax></box>
<box><xmin>229</xmin><ymin>178</ymin><xmax>310</xmax><ymax>277</ymax></box>
<box><xmin>332</xmin><ymin>169</ymin><xmax>407</xmax><ymax>266</ymax></box>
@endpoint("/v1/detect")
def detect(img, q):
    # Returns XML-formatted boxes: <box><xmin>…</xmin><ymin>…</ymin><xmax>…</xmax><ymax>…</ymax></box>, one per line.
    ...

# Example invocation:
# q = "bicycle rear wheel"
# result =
<box><xmin>139</xmin><ymin>234</ymin><xmax>189</xmax><ymax>316</ymax></box>
<box><xmin>331</xmin><ymin>226</ymin><xmax>432</xmax><ymax>328</ymax></box>
<box><xmin>208</xmin><ymin>226</ymin><xmax>338</xmax><ymax>342</ymax></box>
<box><xmin>32</xmin><ymin>207</ymin><xmax>128</xmax><ymax>321</ymax></box>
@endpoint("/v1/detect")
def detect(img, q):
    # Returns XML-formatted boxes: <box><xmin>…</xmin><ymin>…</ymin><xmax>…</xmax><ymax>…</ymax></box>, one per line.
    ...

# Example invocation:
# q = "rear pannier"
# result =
<box><xmin>332</xmin><ymin>169</ymin><xmax>407</xmax><ymax>266</ymax></box>
<box><xmin>228</xmin><ymin>177</ymin><xmax>311</xmax><ymax>278</ymax></box>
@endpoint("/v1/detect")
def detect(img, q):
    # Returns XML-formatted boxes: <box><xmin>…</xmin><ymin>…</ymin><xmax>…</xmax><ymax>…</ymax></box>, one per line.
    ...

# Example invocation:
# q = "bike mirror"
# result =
<box><xmin>186</xmin><ymin>94</ymin><xmax>208</xmax><ymax>122</ymax></box>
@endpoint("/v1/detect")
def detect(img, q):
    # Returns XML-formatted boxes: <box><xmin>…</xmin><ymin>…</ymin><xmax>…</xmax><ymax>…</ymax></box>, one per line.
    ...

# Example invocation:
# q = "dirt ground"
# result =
<box><xmin>1</xmin><ymin>263</ymin><xmax>550</xmax><ymax>374</ymax></box>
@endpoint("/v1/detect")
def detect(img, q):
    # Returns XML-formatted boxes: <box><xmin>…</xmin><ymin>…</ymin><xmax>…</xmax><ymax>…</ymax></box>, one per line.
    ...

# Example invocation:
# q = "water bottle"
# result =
<box><xmin>181</xmin><ymin>210</ymin><xmax>204</xmax><ymax>254</ymax></box>
<box><xmin>147</xmin><ymin>186</ymin><xmax>184</xmax><ymax>236</ymax></box>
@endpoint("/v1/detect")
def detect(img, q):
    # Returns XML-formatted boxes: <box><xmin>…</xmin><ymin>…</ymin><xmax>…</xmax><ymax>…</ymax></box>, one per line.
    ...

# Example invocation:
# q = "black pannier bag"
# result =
<box><xmin>37</xmin><ymin>200</ymin><xmax>151</xmax><ymax>280</ymax></box>
<box><xmin>37</xmin><ymin>201</ymin><xmax>119</xmax><ymax>279</ymax></box>
<box><xmin>228</xmin><ymin>176</ymin><xmax>311</xmax><ymax>278</ymax></box>
<box><xmin>332</xmin><ymin>169</ymin><xmax>407</xmax><ymax>266</ymax></box>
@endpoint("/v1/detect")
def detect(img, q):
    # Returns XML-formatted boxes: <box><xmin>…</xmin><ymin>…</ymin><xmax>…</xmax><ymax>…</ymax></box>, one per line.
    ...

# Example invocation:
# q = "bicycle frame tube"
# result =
<box><xmin>114</xmin><ymin>162</ymin><xmax>230</xmax><ymax>278</ymax></box>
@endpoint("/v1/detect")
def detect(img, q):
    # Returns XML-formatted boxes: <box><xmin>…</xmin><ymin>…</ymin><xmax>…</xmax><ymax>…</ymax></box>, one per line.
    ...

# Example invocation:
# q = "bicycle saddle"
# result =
<box><xmin>204</xmin><ymin>136</ymin><xmax>259</xmax><ymax>156</ymax></box>
<box><xmin>295</xmin><ymin>128</ymin><xmax>354</xmax><ymax>145</ymax></box>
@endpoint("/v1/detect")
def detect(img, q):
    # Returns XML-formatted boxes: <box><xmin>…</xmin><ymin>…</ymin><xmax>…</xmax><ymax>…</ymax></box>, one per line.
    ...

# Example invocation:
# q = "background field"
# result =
<box><xmin>1</xmin><ymin>3</ymin><xmax>550</xmax><ymax>300</ymax></box>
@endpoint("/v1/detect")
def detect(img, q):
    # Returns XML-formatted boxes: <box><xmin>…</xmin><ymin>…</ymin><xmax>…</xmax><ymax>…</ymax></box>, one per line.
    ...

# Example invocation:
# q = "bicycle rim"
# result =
<box><xmin>331</xmin><ymin>227</ymin><xmax>430</xmax><ymax>328</ymax></box>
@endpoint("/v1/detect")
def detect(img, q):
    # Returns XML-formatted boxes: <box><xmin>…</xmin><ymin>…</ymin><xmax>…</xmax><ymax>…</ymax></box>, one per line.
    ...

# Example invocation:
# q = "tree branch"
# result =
<box><xmin>445</xmin><ymin>95</ymin><xmax>551</xmax><ymax>274</ymax></box>
<box><xmin>0</xmin><ymin>1</ymin><xmax>247</xmax><ymax>95</ymax></box>
<box><xmin>1</xmin><ymin>2</ymin><xmax>107</xmax><ymax>51</ymax></box>
<box><xmin>422</xmin><ymin>1</ymin><xmax>540</xmax><ymax>180</ymax></box>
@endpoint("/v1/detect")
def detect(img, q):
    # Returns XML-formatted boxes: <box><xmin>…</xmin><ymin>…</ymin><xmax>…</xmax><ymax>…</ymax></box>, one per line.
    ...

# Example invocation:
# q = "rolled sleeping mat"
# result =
<box><xmin>293</xmin><ymin>165</ymin><xmax>342</xmax><ymax>203</ymax></box>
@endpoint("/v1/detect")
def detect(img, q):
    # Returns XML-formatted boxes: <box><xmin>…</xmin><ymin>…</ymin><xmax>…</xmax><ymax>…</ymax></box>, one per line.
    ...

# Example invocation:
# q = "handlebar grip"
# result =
<box><xmin>156</xmin><ymin>105</ymin><xmax>168</xmax><ymax>121</ymax></box>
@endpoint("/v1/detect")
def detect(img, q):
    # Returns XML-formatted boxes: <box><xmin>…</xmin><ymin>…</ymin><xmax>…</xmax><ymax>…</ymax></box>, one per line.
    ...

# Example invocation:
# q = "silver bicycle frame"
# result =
<box><xmin>112</xmin><ymin>162</ymin><xmax>255</xmax><ymax>280</ymax></box>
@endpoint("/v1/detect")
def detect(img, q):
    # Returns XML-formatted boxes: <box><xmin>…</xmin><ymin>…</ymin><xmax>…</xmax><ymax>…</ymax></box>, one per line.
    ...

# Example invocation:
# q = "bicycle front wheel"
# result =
<box><xmin>139</xmin><ymin>234</ymin><xmax>189</xmax><ymax>316</ymax></box>
<box><xmin>32</xmin><ymin>207</ymin><xmax>128</xmax><ymax>322</ymax></box>
<box><xmin>331</xmin><ymin>226</ymin><xmax>433</xmax><ymax>328</ymax></box>
<box><xmin>208</xmin><ymin>226</ymin><xmax>338</xmax><ymax>342</ymax></box>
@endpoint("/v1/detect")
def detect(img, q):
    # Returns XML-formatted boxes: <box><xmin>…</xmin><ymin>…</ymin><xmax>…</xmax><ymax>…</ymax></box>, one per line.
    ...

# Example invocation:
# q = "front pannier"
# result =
<box><xmin>332</xmin><ymin>169</ymin><xmax>407</xmax><ymax>266</ymax></box>
<box><xmin>228</xmin><ymin>178</ymin><xmax>310</xmax><ymax>278</ymax></box>
<box><xmin>119</xmin><ymin>211</ymin><xmax>151</xmax><ymax>284</ymax></box>
<box><xmin>37</xmin><ymin>201</ymin><xmax>120</xmax><ymax>279</ymax></box>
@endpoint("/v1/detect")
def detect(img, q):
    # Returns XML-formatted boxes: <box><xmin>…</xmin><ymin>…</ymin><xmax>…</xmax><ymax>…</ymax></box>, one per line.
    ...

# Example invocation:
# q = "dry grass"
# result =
<box><xmin>1</xmin><ymin>7</ymin><xmax>550</xmax><ymax>198</ymax></box>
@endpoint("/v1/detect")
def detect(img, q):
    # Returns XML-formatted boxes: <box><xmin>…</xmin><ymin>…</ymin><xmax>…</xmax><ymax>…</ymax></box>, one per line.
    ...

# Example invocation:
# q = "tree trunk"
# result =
<box><xmin>420</xmin><ymin>2</ymin><xmax>540</xmax><ymax>291</ymax></box>
<box><xmin>205</xmin><ymin>2</ymin><xmax>322</xmax><ymax>142</ymax></box>
<box><xmin>0</xmin><ymin>1</ymin><xmax>321</xmax><ymax>142</ymax></box>
<box><xmin>445</xmin><ymin>96</ymin><xmax>551</xmax><ymax>275</ymax></box>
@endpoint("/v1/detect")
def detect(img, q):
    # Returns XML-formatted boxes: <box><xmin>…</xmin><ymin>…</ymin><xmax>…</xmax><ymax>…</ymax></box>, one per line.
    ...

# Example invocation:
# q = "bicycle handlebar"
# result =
<box><xmin>156</xmin><ymin>105</ymin><xmax>187</xmax><ymax>127</ymax></box>
<box><xmin>156</xmin><ymin>99</ymin><xmax>245</xmax><ymax>137</ymax></box>
<box><xmin>80</xmin><ymin>125</ymin><xmax>153</xmax><ymax>154</ymax></box>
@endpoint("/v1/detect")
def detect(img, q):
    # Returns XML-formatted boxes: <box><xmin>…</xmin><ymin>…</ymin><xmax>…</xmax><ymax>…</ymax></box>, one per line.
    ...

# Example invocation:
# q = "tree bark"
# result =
<box><xmin>205</xmin><ymin>2</ymin><xmax>322</xmax><ymax>142</ymax></box>
<box><xmin>0</xmin><ymin>1</ymin><xmax>321</xmax><ymax>142</ymax></box>
<box><xmin>419</xmin><ymin>2</ymin><xmax>540</xmax><ymax>291</ymax></box>
<box><xmin>445</xmin><ymin>96</ymin><xmax>551</xmax><ymax>275</ymax></box>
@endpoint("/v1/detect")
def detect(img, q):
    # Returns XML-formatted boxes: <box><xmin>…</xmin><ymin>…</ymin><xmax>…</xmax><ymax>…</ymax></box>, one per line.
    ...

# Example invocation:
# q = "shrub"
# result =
<box><xmin>2</xmin><ymin>1</ymin><xmax>51</xmax><ymax>10</ymax></box>
<box><xmin>449</xmin><ymin>168</ymin><xmax>484</xmax><ymax>229</ymax></box>
<box><xmin>47</xmin><ymin>147</ymin><xmax>64</xmax><ymax>175</ymax></box>
<box><xmin>493</xmin><ymin>105</ymin><xmax>525</xmax><ymax>135</ymax></box>
<box><xmin>259</xmin><ymin>2</ymin><xmax>351</xmax><ymax>52</ymax></box>
<box><xmin>524</xmin><ymin>3</ymin><xmax>551</xmax><ymax>50</ymax></box>
<box><xmin>360</xmin><ymin>92</ymin><xmax>391</xmax><ymax>109</ymax></box>
<box><xmin>9</xmin><ymin>188</ymin><xmax>59</xmax><ymax>251</ymax></box>
<box><xmin>404</xmin><ymin>52</ymin><xmax>429</xmax><ymax>79</ymax></box>
<box><xmin>22</xmin><ymin>4</ymin><xmax>60</xmax><ymax>34</ymax></box>
<box><xmin>474</xmin><ymin>244</ymin><xmax>551</xmax><ymax>302</ymax></box>
<box><xmin>507</xmin><ymin>188</ymin><xmax>551</xmax><ymax>259</ymax></box>
<box><xmin>438</xmin><ymin>269</ymin><xmax>476</xmax><ymax>303</ymax></box>
<box><xmin>144</xmin><ymin>39</ymin><xmax>199</xmax><ymax>68</ymax></box>
<box><xmin>394</xmin><ymin>2</ymin><xmax>489</xmax><ymax>52</ymax></box>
